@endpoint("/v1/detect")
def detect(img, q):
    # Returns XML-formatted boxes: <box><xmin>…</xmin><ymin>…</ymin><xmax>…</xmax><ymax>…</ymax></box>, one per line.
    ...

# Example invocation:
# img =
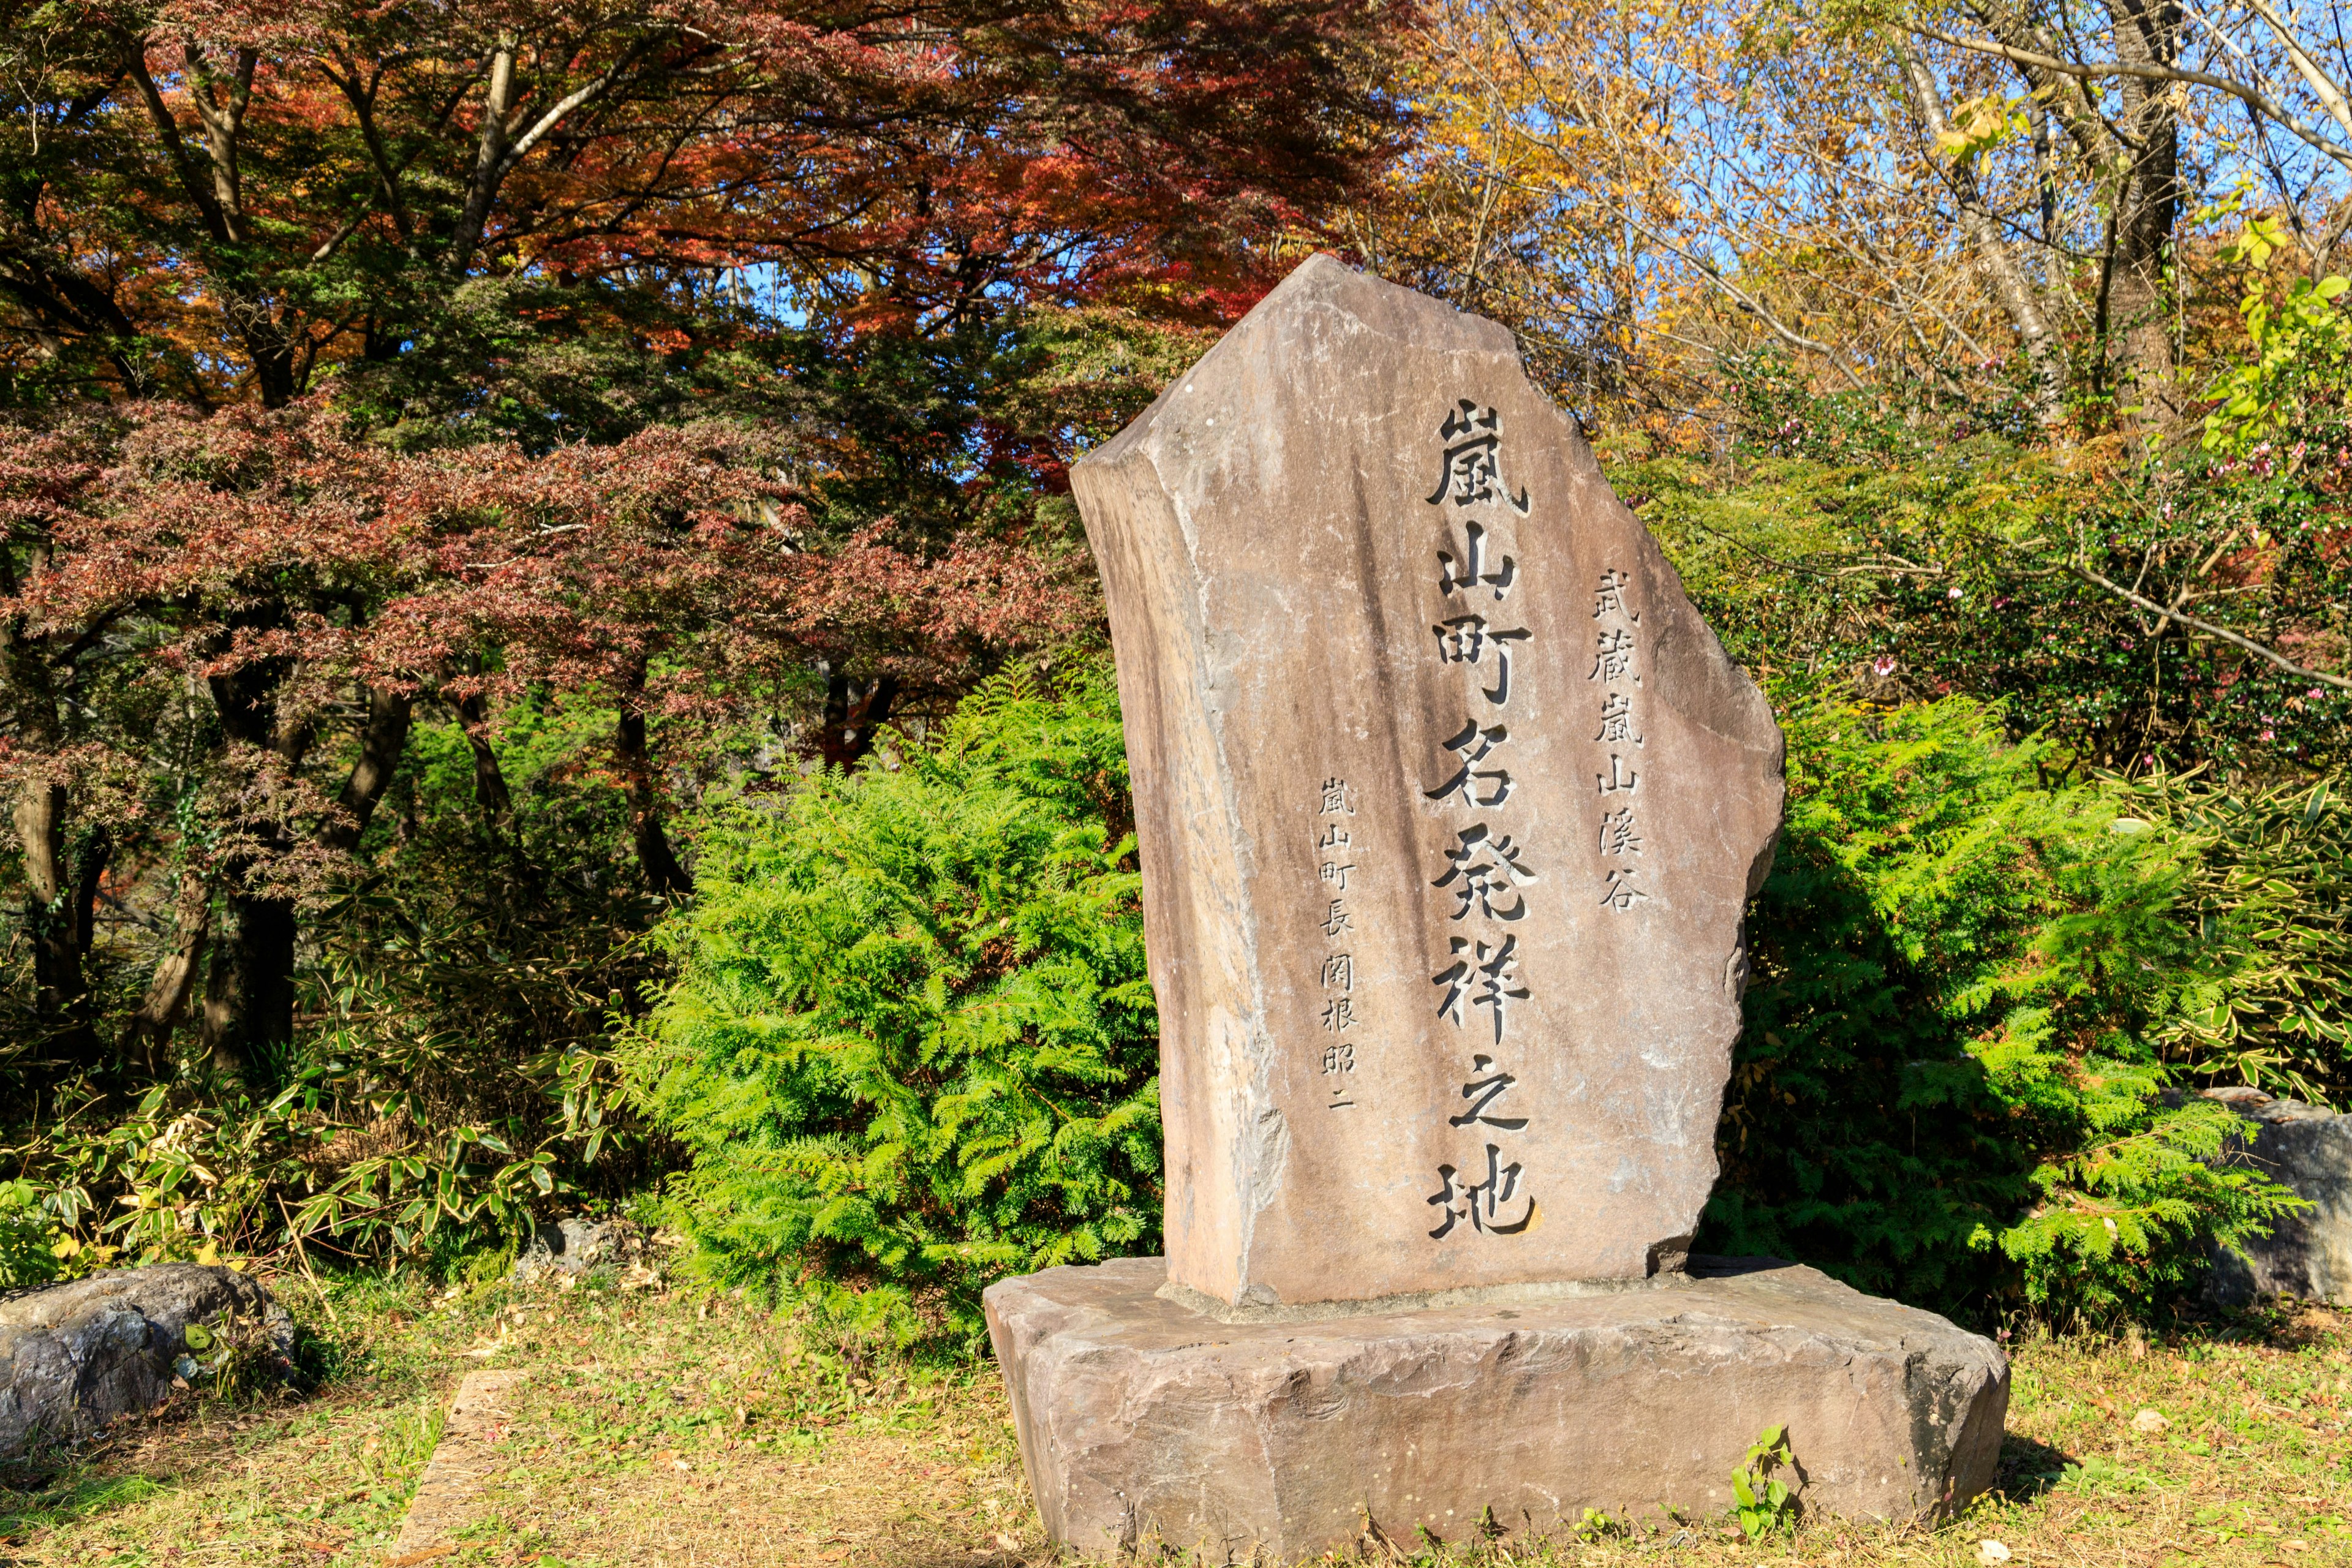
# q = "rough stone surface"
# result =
<box><xmin>389</xmin><ymin>1370</ymin><xmax>527</xmax><ymax>1556</ymax></box>
<box><xmin>2202</xmin><ymin>1088</ymin><xmax>2352</xmax><ymax>1306</ymax></box>
<box><xmin>1072</xmin><ymin>254</ymin><xmax>1784</xmax><ymax>1308</ymax></box>
<box><xmin>986</xmin><ymin>1256</ymin><xmax>2009</xmax><ymax>1559</ymax></box>
<box><xmin>0</xmin><ymin>1263</ymin><xmax>293</xmax><ymax>1462</ymax></box>
<box><xmin>513</xmin><ymin>1216</ymin><xmax>619</xmax><ymax>1283</ymax></box>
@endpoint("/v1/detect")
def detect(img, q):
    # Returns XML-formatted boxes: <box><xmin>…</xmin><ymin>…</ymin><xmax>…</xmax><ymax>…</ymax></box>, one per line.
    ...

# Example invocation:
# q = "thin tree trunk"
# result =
<box><xmin>121</xmin><ymin>872</ymin><xmax>211</xmax><ymax>1077</ymax></box>
<box><xmin>815</xmin><ymin>671</ymin><xmax>901</xmax><ymax>771</ymax></box>
<box><xmin>614</xmin><ymin>682</ymin><xmax>690</xmax><ymax>898</ymax></box>
<box><xmin>318</xmin><ymin>685</ymin><xmax>412</xmax><ymax>853</ymax></box>
<box><xmin>2104</xmin><ymin>0</ymin><xmax>2184</xmax><ymax>432</ymax></box>
<box><xmin>1898</xmin><ymin>43</ymin><xmax>2069</xmax><ymax>420</ymax></box>
<box><xmin>202</xmin><ymin>675</ymin><xmax>413</xmax><ymax>1082</ymax></box>
<box><xmin>455</xmin><ymin>692</ymin><xmax>514</xmax><ymax>825</ymax></box>
<box><xmin>211</xmin><ymin>890</ymin><xmax>297</xmax><ymax>1079</ymax></box>
<box><xmin>13</xmin><ymin>778</ymin><xmax>105</xmax><ymax>1069</ymax></box>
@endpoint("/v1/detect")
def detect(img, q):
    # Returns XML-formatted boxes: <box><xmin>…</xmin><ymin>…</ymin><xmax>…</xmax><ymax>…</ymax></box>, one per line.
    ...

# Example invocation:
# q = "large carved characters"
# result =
<box><xmin>1071</xmin><ymin>254</ymin><xmax>1785</xmax><ymax>1307</ymax></box>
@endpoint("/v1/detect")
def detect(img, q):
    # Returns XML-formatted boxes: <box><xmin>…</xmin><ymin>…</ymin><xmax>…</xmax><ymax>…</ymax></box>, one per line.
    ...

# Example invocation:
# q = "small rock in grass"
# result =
<box><xmin>2132</xmin><ymin>1406</ymin><xmax>2169</xmax><ymax>1433</ymax></box>
<box><xmin>513</xmin><ymin>1216</ymin><xmax>617</xmax><ymax>1283</ymax></box>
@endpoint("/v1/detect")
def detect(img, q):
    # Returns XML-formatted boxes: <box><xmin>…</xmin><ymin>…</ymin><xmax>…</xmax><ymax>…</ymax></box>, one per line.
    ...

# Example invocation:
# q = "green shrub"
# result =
<box><xmin>0</xmin><ymin>1177</ymin><xmax>64</xmax><ymax>1290</ymax></box>
<box><xmin>627</xmin><ymin>668</ymin><xmax>1158</xmax><ymax>1344</ymax></box>
<box><xmin>1705</xmin><ymin>693</ymin><xmax>2305</xmax><ymax>1323</ymax></box>
<box><xmin>633</xmin><ymin>668</ymin><xmax>2310</xmax><ymax>1334</ymax></box>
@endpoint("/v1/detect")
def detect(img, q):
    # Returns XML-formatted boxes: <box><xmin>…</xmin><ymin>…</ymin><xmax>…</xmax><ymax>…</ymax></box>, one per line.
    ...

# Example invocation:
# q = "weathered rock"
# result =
<box><xmin>513</xmin><ymin>1216</ymin><xmax>619</xmax><ymax>1283</ymax></box>
<box><xmin>388</xmin><ymin>1369</ymin><xmax>529</xmax><ymax>1556</ymax></box>
<box><xmin>986</xmin><ymin>1255</ymin><xmax>2009</xmax><ymax>1559</ymax></box>
<box><xmin>1002</xmin><ymin>258</ymin><xmax>1996</xmax><ymax>1559</ymax></box>
<box><xmin>2201</xmin><ymin>1088</ymin><xmax>2352</xmax><ymax>1306</ymax></box>
<box><xmin>0</xmin><ymin>1263</ymin><xmax>294</xmax><ymax>1462</ymax></box>
<box><xmin>1073</xmin><ymin>253</ymin><xmax>1784</xmax><ymax>1309</ymax></box>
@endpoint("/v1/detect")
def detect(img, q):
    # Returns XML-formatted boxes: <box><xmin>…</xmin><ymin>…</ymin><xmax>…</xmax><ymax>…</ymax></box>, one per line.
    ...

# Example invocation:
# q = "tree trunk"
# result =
<box><xmin>815</xmin><ymin>671</ymin><xmax>902</xmax><ymax>771</ymax></box>
<box><xmin>614</xmin><ymin>700</ymin><xmax>691</xmax><ymax>899</ymax></box>
<box><xmin>14</xmin><ymin>778</ymin><xmax>105</xmax><ymax>1071</ymax></box>
<box><xmin>121</xmin><ymin>872</ymin><xmax>211</xmax><ymax>1077</ymax></box>
<box><xmin>1898</xmin><ymin>42</ymin><xmax>2068</xmax><ymax>420</ymax></box>
<box><xmin>209</xmin><ymin>891</ymin><xmax>296</xmax><ymax>1081</ymax></box>
<box><xmin>455</xmin><ymin>692</ymin><xmax>514</xmax><ymax>826</ymax></box>
<box><xmin>318</xmin><ymin>685</ymin><xmax>412</xmax><ymax>853</ymax></box>
<box><xmin>201</xmin><ymin>674</ymin><xmax>413</xmax><ymax>1083</ymax></box>
<box><xmin>2103</xmin><ymin>0</ymin><xmax>2184</xmax><ymax>432</ymax></box>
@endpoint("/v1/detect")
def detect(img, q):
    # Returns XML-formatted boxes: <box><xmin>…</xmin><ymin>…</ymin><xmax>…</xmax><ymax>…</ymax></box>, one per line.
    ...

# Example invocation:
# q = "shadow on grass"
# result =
<box><xmin>2164</xmin><ymin>1298</ymin><xmax>2346</xmax><ymax>1354</ymax></box>
<box><xmin>0</xmin><ymin>1471</ymin><xmax>166</xmax><ymax>1536</ymax></box>
<box><xmin>1993</xmin><ymin>1433</ymin><xmax>2077</xmax><ymax>1503</ymax></box>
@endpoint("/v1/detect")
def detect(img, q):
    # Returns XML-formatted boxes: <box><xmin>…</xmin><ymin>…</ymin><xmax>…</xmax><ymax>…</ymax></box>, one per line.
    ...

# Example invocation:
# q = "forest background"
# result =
<box><xmin>1</xmin><ymin>0</ymin><xmax>2347</xmax><ymax>1339</ymax></box>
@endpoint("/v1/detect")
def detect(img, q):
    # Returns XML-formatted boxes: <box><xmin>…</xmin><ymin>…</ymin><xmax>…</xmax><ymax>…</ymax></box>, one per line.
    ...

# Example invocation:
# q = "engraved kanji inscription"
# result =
<box><xmin>1433</xmin><ymin>614</ymin><xmax>1531</xmax><ymax>706</ymax></box>
<box><xmin>1426</xmin><ymin>720</ymin><xmax>1513</xmax><ymax>809</ymax></box>
<box><xmin>1600</xmin><ymin>866</ymin><xmax>1647</xmax><ymax>911</ymax></box>
<box><xmin>1599</xmin><ymin>807</ymin><xmax>1643</xmax><ymax>857</ymax></box>
<box><xmin>1448</xmin><ymin>1053</ymin><xmax>1529</xmax><ymax>1130</ymax></box>
<box><xmin>1426</xmin><ymin>400</ymin><xmax>1530</xmax><ymax>513</ymax></box>
<box><xmin>1438</xmin><ymin>521</ymin><xmax>1516</xmax><ymax>603</ymax></box>
<box><xmin>1589</xmin><ymin>627</ymin><xmax>1639</xmax><ymax>684</ymax></box>
<box><xmin>1432</xmin><ymin>823</ymin><xmax>1536</xmax><ymax>921</ymax></box>
<box><xmin>1593</xmin><ymin>568</ymin><xmax>1638</xmax><ymax>622</ymax></box>
<box><xmin>1596</xmin><ymin>690</ymin><xmax>1642</xmax><ymax>745</ymax></box>
<box><xmin>1427</xmin><ymin>1144</ymin><xmax>1535</xmax><ymax>1237</ymax></box>
<box><xmin>1433</xmin><ymin>933</ymin><xmax>1528</xmax><ymax>1044</ymax></box>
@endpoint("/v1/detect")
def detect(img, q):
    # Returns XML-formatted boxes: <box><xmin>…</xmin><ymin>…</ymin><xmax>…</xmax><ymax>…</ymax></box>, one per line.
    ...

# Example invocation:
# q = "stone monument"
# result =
<box><xmin>984</xmin><ymin>255</ymin><xmax>2008</xmax><ymax>1559</ymax></box>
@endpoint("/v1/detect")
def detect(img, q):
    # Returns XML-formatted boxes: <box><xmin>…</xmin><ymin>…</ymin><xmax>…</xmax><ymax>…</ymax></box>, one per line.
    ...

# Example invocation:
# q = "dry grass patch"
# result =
<box><xmin>0</xmin><ymin>1270</ymin><xmax>2345</xmax><ymax>1568</ymax></box>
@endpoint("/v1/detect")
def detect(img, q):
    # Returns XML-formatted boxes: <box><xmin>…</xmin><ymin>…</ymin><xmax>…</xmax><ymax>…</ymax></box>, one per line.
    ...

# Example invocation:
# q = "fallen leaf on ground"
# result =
<box><xmin>2132</xmin><ymin>1407</ymin><xmax>2169</xmax><ymax>1433</ymax></box>
<box><xmin>1977</xmin><ymin>1542</ymin><xmax>2012</xmax><ymax>1564</ymax></box>
<box><xmin>992</xmin><ymin>1532</ymin><xmax>1021</xmax><ymax>1551</ymax></box>
<box><xmin>387</xmin><ymin>1549</ymin><xmax>458</xmax><ymax>1567</ymax></box>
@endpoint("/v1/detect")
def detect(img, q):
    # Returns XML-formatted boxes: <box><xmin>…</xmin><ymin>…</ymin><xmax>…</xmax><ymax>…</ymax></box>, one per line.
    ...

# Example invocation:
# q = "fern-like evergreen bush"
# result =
<box><xmin>627</xmin><ymin>668</ymin><xmax>1158</xmax><ymax>1344</ymax></box>
<box><xmin>1704</xmin><ymin>693</ymin><xmax>2305</xmax><ymax>1324</ymax></box>
<box><xmin>636</xmin><ymin>668</ymin><xmax>2310</xmax><ymax>1336</ymax></box>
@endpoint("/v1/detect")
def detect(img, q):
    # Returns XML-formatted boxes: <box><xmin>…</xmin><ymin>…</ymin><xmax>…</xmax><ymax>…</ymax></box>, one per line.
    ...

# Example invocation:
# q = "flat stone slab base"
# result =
<box><xmin>984</xmin><ymin>1256</ymin><xmax>2008</xmax><ymax>1559</ymax></box>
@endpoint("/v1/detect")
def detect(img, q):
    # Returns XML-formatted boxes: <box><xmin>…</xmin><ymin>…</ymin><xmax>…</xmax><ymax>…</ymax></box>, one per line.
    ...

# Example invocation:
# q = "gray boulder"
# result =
<box><xmin>1</xmin><ymin>1262</ymin><xmax>295</xmax><ymax>1462</ymax></box>
<box><xmin>2203</xmin><ymin>1087</ymin><xmax>2352</xmax><ymax>1306</ymax></box>
<box><xmin>512</xmin><ymin>1216</ymin><xmax>617</xmax><ymax>1283</ymax></box>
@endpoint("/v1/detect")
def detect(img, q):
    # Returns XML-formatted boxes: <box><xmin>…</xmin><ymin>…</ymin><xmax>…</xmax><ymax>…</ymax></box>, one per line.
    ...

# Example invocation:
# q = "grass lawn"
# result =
<box><xmin>1</xmin><ymin>1265</ymin><xmax>2345</xmax><ymax>1566</ymax></box>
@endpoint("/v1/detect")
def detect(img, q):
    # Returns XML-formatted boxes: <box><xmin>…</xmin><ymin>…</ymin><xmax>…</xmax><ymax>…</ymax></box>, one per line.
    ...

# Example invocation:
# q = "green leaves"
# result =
<box><xmin>628</xmin><ymin>666</ymin><xmax>1158</xmax><ymax>1346</ymax></box>
<box><xmin>1705</xmin><ymin>693</ymin><xmax>2313</xmax><ymax>1322</ymax></box>
<box><xmin>2202</xmin><ymin>266</ymin><xmax>2352</xmax><ymax>456</ymax></box>
<box><xmin>1733</xmin><ymin>1423</ymin><xmax>1796</xmax><ymax>1539</ymax></box>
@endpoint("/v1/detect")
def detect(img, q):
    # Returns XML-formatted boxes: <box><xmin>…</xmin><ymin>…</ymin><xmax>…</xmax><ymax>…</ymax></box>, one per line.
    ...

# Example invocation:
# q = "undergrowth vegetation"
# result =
<box><xmin>617</xmin><ymin>662</ymin><xmax>2340</xmax><ymax>1338</ymax></box>
<box><xmin>627</xmin><ymin>669</ymin><xmax>1159</xmax><ymax>1343</ymax></box>
<box><xmin>1706</xmin><ymin>694</ymin><xmax>2323</xmax><ymax>1321</ymax></box>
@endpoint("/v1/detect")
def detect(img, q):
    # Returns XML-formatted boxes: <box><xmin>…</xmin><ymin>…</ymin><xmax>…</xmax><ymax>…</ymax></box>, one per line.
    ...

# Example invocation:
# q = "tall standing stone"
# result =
<box><xmin>1073</xmin><ymin>254</ymin><xmax>1784</xmax><ymax>1307</ymax></box>
<box><xmin>987</xmin><ymin>257</ymin><xmax>2007</xmax><ymax>1559</ymax></box>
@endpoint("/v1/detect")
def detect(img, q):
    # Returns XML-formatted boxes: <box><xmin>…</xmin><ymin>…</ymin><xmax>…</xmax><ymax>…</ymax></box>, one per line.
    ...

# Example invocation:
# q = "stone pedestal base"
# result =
<box><xmin>984</xmin><ymin>1256</ymin><xmax>2008</xmax><ymax>1560</ymax></box>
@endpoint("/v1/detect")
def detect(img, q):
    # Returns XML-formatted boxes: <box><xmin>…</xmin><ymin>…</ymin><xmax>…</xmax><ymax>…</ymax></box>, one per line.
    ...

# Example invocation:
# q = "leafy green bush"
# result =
<box><xmin>627</xmin><ymin>668</ymin><xmax>1158</xmax><ymax>1344</ymax></box>
<box><xmin>1705</xmin><ymin>693</ymin><xmax>2305</xmax><ymax>1323</ymax></box>
<box><xmin>631</xmin><ymin>668</ymin><xmax>2312</xmax><ymax>1333</ymax></box>
<box><xmin>0</xmin><ymin>1177</ymin><xmax>64</xmax><ymax>1290</ymax></box>
<box><xmin>1</xmin><ymin>1069</ymin><xmax>576</xmax><ymax>1283</ymax></box>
